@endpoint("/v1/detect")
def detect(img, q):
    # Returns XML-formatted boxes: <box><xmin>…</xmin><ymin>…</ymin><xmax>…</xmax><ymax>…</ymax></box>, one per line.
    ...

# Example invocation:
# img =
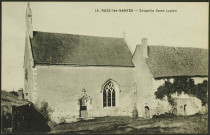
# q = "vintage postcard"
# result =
<box><xmin>1</xmin><ymin>2</ymin><xmax>208</xmax><ymax>134</ymax></box>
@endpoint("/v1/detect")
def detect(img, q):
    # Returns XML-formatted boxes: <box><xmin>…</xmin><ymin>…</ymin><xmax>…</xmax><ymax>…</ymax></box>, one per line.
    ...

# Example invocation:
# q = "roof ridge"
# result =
<box><xmin>33</xmin><ymin>30</ymin><xmax>124</xmax><ymax>39</ymax></box>
<box><xmin>148</xmin><ymin>45</ymin><xmax>208</xmax><ymax>50</ymax></box>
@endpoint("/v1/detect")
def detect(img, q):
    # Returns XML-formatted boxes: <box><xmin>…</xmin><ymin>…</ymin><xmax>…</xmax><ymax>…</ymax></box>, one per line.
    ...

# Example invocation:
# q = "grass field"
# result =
<box><xmin>50</xmin><ymin>114</ymin><xmax>208</xmax><ymax>134</ymax></box>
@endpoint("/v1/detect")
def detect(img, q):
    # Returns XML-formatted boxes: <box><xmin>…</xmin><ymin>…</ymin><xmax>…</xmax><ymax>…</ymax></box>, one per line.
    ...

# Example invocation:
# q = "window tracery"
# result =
<box><xmin>103</xmin><ymin>81</ymin><xmax>116</xmax><ymax>107</ymax></box>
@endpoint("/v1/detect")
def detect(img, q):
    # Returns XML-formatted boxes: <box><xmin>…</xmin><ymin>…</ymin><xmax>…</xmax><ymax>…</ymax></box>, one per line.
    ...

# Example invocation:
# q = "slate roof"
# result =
<box><xmin>1</xmin><ymin>91</ymin><xmax>30</xmax><ymax>106</ymax></box>
<box><xmin>30</xmin><ymin>31</ymin><xmax>134</xmax><ymax>67</ymax></box>
<box><xmin>146</xmin><ymin>46</ymin><xmax>208</xmax><ymax>78</ymax></box>
<box><xmin>29</xmin><ymin>31</ymin><xmax>208</xmax><ymax>78</ymax></box>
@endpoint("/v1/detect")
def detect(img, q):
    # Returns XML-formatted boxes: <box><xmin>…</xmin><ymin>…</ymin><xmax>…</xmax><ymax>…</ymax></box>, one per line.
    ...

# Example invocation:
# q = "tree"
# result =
<box><xmin>154</xmin><ymin>77</ymin><xmax>208</xmax><ymax>106</ymax></box>
<box><xmin>37</xmin><ymin>101</ymin><xmax>54</xmax><ymax>122</ymax></box>
<box><xmin>155</xmin><ymin>80</ymin><xmax>175</xmax><ymax>105</ymax></box>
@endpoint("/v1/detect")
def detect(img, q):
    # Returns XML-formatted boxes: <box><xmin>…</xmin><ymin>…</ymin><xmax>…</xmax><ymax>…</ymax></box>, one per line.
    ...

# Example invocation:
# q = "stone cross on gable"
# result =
<box><xmin>27</xmin><ymin>2</ymin><xmax>30</xmax><ymax>7</ymax></box>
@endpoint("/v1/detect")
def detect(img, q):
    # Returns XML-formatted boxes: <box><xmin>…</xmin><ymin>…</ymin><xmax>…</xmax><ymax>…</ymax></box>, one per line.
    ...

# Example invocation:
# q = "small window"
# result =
<box><xmin>25</xmin><ymin>69</ymin><xmax>28</xmax><ymax>81</ymax></box>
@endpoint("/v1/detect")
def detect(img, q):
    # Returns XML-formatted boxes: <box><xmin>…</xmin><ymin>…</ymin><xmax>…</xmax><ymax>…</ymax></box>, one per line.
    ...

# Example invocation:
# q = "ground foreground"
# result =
<box><xmin>50</xmin><ymin>114</ymin><xmax>208</xmax><ymax>134</ymax></box>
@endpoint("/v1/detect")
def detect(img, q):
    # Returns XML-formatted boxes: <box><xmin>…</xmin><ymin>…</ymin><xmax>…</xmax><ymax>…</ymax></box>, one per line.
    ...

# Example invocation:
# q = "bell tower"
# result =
<box><xmin>25</xmin><ymin>2</ymin><xmax>33</xmax><ymax>38</ymax></box>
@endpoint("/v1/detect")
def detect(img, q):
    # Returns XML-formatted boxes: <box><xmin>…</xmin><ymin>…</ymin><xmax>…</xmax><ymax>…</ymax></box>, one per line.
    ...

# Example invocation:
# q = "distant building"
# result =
<box><xmin>1</xmin><ymin>90</ymin><xmax>30</xmax><ymax>133</ymax></box>
<box><xmin>24</xmin><ymin>4</ymin><xmax>208</xmax><ymax>123</ymax></box>
<box><xmin>1</xmin><ymin>90</ymin><xmax>51</xmax><ymax>133</ymax></box>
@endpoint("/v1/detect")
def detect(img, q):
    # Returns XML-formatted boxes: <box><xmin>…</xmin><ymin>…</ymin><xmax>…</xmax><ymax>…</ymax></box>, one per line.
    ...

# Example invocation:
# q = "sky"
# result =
<box><xmin>2</xmin><ymin>2</ymin><xmax>209</xmax><ymax>91</ymax></box>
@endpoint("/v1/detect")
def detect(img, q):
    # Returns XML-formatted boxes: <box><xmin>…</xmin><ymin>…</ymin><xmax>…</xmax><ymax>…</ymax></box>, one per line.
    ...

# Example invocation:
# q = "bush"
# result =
<box><xmin>155</xmin><ymin>77</ymin><xmax>208</xmax><ymax>106</ymax></box>
<box><xmin>132</xmin><ymin>105</ymin><xmax>138</xmax><ymax>118</ymax></box>
<box><xmin>37</xmin><ymin>101</ymin><xmax>54</xmax><ymax>122</ymax></box>
<box><xmin>153</xmin><ymin>112</ymin><xmax>176</xmax><ymax>118</ymax></box>
<box><xmin>59</xmin><ymin>117</ymin><xmax>67</xmax><ymax>124</ymax></box>
<box><xmin>9</xmin><ymin>91</ymin><xmax>19</xmax><ymax>96</ymax></box>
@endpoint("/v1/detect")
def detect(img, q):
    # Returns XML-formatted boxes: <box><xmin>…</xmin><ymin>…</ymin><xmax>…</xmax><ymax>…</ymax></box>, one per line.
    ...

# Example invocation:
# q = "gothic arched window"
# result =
<box><xmin>103</xmin><ymin>81</ymin><xmax>116</xmax><ymax>107</ymax></box>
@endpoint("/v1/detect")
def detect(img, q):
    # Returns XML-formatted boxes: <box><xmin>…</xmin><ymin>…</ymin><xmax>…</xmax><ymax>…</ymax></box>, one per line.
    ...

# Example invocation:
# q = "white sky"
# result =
<box><xmin>2</xmin><ymin>2</ymin><xmax>209</xmax><ymax>91</ymax></box>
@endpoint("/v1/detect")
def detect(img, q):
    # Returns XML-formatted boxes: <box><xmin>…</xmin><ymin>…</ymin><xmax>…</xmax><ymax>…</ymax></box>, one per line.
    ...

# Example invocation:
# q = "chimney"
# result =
<box><xmin>25</xmin><ymin>2</ymin><xmax>33</xmax><ymax>38</ymax></box>
<box><xmin>18</xmin><ymin>88</ymin><xmax>24</xmax><ymax>100</ymax></box>
<box><xmin>141</xmin><ymin>38</ymin><xmax>148</xmax><ymax>58</ymax></box>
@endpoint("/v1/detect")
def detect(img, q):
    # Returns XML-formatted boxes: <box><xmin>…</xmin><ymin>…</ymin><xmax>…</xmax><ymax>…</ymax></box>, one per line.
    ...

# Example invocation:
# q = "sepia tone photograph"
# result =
<box><xmin>1</xmin><ymin>1</ymin><xmax>208</xmax><ymax>134</ymax></box>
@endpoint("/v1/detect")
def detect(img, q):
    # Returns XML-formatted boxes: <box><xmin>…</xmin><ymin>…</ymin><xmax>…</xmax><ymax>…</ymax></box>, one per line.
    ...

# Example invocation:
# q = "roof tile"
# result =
<box><xmin>146</xmin><ymin>46</ymin><xmax>208</xmax><ymax>78</ymax></box>
<box><xmin>30</xmin><ymin>31</ymin><xmax>134</xmax><ymax>67</ymax></box>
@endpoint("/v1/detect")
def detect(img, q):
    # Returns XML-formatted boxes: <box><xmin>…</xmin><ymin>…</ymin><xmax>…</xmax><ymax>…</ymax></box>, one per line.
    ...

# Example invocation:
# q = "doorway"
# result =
<box><xmin>184</xmin><ymin>104</ymin><xmax>187</xmax><ymax>115</ymax></box>
<box><xmin>145</xmin><ymin>106</ymin><xmax>150</xmax><ymax>118</ymax></box>
<box><xmin>79</xmin><ymin>97</ymin><xmax>88</xmax><ymax>117</ymax></box>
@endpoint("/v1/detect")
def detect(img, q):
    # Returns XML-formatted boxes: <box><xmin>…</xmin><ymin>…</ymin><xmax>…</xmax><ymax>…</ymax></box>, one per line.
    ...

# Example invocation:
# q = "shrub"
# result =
<box><xmin>37</xmin><ymin>101</ymin><xmax>54</xmax><ymax>122</ymax></box>
<box><xmin>59</xmin><ymin>117</ymin><xmax>67</xmax><ymax>124</ymax></box>
<box><xmin>132</xmin><ymin>105</ymin><xmax>138</xmax><ymax>118</ymax></box>
<box><xmin>153</xmin><ymin>112</ymin><xmax>176</xmax><ymax>118</ymax></box>
<box><xmin>9</xmin><ymin>91</ymin><xmax>19</xmax><ymax>96</ymax></box>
